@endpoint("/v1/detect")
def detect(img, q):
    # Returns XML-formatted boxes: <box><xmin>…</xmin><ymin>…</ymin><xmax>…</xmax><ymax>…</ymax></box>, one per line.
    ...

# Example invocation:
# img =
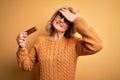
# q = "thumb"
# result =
<box><xmin>75</xmin><ymin>10</ymin><xmax>79</xmax><ymax>14</ymax></box>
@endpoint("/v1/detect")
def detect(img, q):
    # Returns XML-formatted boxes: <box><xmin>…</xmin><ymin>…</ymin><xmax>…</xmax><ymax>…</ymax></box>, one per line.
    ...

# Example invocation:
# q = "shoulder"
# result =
<box><xmin>36</xmin><ymin>35</ymin><xmax>48</xmax><ymax>40</ymax></box>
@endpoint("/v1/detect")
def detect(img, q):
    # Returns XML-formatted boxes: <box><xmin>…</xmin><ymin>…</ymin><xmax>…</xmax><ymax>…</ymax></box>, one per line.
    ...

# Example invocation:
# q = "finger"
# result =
<box><xmin>60</xmin><ymin>7</ymin><xmax>68</xmax><ymax>10</ymax></box>
<box><xmin>58</xmin><ymin>10</ymin><xmax>65</xmax><ymax>15</ymax></box>
<box><xmin>16</xmin><ymin>32</ymin><xmax>27</xmax><ymax>45</ymax></box>
<box><xmin>75</xmin><ymin>10</ymin><xmax>79</xmax><ymax>14</ymax></box>
<box><xmin>19</xmin><ymin>39</ymin><xmax>24</xmax><ymax>43</ymax></box>
<box><xmin>59</xmin><ymin>9</ymin><xmax>65</xmax><ymax>13</ymax></box>
<box><xmin>59</xmin><ymin>8</ymin><xmax>69</xmax><ymax>12</ymax></box>
<box><xmin>59</xmin><ymin>9</ymin><xmax>76</xmax><ymax>15</ymax></box>
<box><xmin>19</xmin><ymin>35</ymin><xmax>27</xmax><ymax>40</ymax></box>
<box><xmin>59</xmin><ymin>9</ymin><xmax>70</xmax><ymax>15</ymax></box>
<box><xmin>63</xmin><ymin>7</ymin><xmax>75</xmax><ymax>14</ymax></box>
<box><xmin>61</xmin><ymin>8</ymin><xmax>67</xmax><ymax>11</ymax></box>
<box><xmin>58</xmin><ymin>10</ymin><xmax>68</xmax><ymax>18</ymax></box>
<box><xmin>19</xmin><ymin>32</ymin><xmax>27</xmax><ymax>36</ymax></box>
<box><xmin>21</xmin><ymin>35</ymin><xmax>27</xmax><ymax>38</ymax></box>
<box><xmin>19</xmin><ymin>33</ymin><xmax>28</xmax><ymax>39</ymax></box>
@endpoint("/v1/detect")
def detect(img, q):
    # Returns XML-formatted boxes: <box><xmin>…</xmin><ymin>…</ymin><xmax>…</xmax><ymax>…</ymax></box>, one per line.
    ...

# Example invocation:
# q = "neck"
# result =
<box><xmin>51</xmin><ymin>30</ymin><xmax>65</xmax><ymax>40</ymax></box>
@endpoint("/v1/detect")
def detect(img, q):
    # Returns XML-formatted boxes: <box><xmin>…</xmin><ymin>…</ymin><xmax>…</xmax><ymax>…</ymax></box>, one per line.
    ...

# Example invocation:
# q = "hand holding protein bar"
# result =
<box><xmin>16</xmin><ymin>26</ymin><xmax>37</xmax><ymax>49</ymax></box>
<box><xmin>25</xmin><ymin>26</ymin><xmax>37</xmax><ymax>35</ymax></box>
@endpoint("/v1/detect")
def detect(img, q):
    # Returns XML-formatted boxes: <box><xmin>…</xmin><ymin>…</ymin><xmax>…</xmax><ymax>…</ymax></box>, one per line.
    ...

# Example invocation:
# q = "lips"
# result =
<box><xmin>56</xmin><ymin>22</ymin><xmax>63</xmax><ymax>27</ymax></box>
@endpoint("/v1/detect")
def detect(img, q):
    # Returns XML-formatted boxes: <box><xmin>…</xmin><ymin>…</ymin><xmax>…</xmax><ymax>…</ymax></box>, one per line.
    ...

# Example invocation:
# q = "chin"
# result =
<box><xmin>55</xmin><ymin>28</ymin><xmax>66</xmax><ymax>32</ymax></box>
<box><xmin>53</xmin><ymin>26</ymin><xmax>65</xmax><ymax>32</ymax></box>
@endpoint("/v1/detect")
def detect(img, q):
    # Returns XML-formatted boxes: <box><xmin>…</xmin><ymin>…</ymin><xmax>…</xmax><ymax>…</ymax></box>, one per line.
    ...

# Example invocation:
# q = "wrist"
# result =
<box><xmin>19</xmin><ymin>45</ymin><xmax>26</xmax><ymax>50</ymax></box>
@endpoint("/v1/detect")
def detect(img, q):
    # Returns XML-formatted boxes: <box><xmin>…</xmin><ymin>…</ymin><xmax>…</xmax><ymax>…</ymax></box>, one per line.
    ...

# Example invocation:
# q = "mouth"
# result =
<box><xmin>56</xmin><ymin>22</ymin><xmax>63</xmax><ymax>27</ymax></box>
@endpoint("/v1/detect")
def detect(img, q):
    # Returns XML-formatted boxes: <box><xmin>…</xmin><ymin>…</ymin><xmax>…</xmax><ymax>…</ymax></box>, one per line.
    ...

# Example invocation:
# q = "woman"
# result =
<box><xmin>16</xmin><ymin>7</ymin><xmax>103</xmax><ymax>80</ymax></box>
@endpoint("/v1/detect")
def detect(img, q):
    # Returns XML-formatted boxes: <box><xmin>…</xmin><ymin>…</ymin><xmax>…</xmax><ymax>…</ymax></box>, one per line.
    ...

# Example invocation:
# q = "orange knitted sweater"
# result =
<box><xmin>16</xmin><ymin>17</ymin><xmax>103</xmax><ymax>80</ymax></box>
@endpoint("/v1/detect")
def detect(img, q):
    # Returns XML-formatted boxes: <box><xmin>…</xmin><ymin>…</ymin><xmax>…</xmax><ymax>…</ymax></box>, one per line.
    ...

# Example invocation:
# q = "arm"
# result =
<box><xmin>73</xmin><ymin>17</ymin><xmax>103</xmax><ymax>56</ymax></box>
<box><xmin>58</xmin><ymin>8</ymin><xmax>103</xmax><ymax>55</ymax></box>
<box><xmin>16</xmin><ymin>46</ymin><xmax>38</xmax><ymax>71</ymax></box>
<box><xmin>16</xmin><ymin>32</ymin><xmax>38</xmax><ymax>71</ymax></box>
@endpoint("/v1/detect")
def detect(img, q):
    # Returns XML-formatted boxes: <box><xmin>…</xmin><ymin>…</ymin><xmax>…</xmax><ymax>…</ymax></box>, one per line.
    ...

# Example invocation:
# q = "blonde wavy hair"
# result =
<box><xmin>46</xmin><ymin>7</ymin><xmax>76</xmax><ymax>38</ymax></box>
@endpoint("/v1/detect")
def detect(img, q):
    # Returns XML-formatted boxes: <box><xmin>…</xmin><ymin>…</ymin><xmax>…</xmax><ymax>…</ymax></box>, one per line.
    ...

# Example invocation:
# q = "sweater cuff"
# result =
<box><xmin>17</xmin><ymin>48</ymin><xmax>28</xmax><ymax>56</ymax></box>
<box><xmin>73</xmin><ymin>17</ymin><xmax>81</xmax><ymax>24</ymax></box>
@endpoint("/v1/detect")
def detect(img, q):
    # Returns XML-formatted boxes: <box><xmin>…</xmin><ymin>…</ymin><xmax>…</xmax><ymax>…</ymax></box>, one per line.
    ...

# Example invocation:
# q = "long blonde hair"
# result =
<box><xmin>46</xmin><ymin>7</ymin><xmax>76</xmax><ymax>38</ymax></box>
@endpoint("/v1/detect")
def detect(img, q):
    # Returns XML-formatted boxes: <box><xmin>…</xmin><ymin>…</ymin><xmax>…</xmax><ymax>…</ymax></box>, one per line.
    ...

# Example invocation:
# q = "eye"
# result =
<box><xmin>58</xmin><ymin>13</ymin><xmax>64</xmax><ymax>18</ymax></box>
<box><xmin>64</xmin><ymin>18</ymin><xmax>69</xmax><ymax>23</ymax></box>
<box><xmin>57</xmin><ymin>13</ymin><xmax>70</xmax><ymax>24</ymax></box>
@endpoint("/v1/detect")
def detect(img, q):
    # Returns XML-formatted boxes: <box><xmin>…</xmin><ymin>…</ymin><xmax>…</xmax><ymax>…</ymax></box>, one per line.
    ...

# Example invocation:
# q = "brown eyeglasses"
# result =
<box><xmin>56</xmin><ymin>13</ymin><xmax>70</xmax><ymax>24</ymax></box>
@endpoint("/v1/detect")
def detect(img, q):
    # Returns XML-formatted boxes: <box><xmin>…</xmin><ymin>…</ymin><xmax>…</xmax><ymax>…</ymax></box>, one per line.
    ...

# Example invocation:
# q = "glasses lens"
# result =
<box><xmin>58</xmin><ymin>13</ymin><xmax>64</xmax><ymax>18</ymax></box>
<box><xmin>57</xmin><ymin>13</ymin><xmax>69</xmax><ymax>23</ymax></box>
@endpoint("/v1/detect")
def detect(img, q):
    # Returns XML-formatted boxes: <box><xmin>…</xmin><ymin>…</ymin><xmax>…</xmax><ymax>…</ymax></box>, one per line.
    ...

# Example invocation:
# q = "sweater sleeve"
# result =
<box><xmin>16</xmin><ymin>38</ymin><xmax>39</xmax><ymax>71</ymax></box>
<box><xmin>73</xmin><ymin>17</ymin><xmax>103</xmax><ymax>56</ymax></box>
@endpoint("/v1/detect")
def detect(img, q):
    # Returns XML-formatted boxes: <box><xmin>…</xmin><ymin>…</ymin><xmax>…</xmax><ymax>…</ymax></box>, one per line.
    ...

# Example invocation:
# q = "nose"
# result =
<box><xmin>60</xmin><ymin>17</ymin><xmax>65</xmax><ymax>23</ymax></box>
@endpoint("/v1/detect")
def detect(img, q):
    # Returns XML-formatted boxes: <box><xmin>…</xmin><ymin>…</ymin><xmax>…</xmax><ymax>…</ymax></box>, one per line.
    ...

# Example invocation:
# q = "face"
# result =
<box><xmin>52</xmin><ymin>13</ymin><xmax>70</xmax><ymax>32</ymax></box>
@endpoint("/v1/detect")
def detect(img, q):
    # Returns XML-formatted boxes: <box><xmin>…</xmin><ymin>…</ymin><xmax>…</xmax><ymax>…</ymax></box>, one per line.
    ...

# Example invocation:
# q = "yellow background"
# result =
<box><xmin>0</xmin><ymin>0</ymin><xmax>120</xmax><ymax>80</ymax></box>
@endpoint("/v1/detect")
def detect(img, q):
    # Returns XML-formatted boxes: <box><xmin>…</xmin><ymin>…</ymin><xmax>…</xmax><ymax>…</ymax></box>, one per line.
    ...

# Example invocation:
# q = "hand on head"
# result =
<box><xmin>58</xmin><ymin>7</ymin><xmax>79</xmax><ymax>22</ymax></box>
